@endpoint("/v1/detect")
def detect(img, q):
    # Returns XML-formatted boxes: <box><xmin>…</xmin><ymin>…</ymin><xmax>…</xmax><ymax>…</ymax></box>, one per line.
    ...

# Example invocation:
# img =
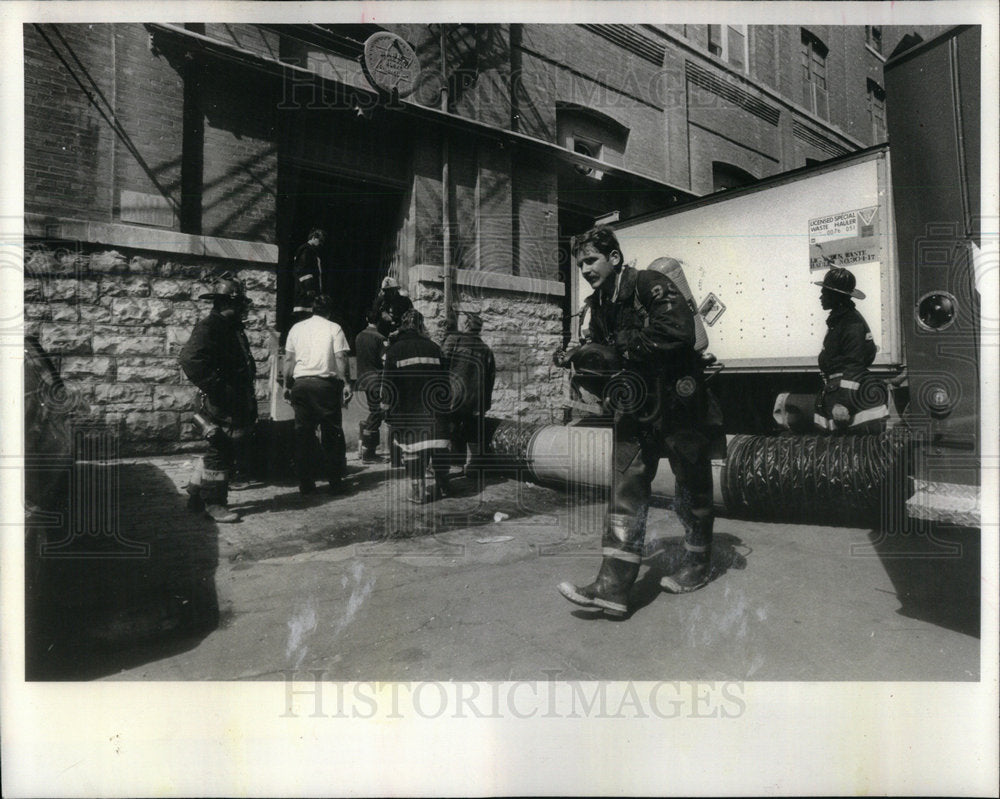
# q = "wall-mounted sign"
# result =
<box><xmin>361</xmin><ymin>32</ymin><xmax>420</xmax><ymax>98</ymax></box>
<box><xmin>808</xmin><ymin>206</ymin><xmax>880</xmax><ymax>270</ymax></box>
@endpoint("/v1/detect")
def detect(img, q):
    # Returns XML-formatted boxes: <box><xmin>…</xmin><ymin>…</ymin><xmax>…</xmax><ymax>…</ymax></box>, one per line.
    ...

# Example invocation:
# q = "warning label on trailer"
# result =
<box><xmin>808</xmin><ymin>206</ymin><xmax>880</xmax><ymax>270</ymax></box>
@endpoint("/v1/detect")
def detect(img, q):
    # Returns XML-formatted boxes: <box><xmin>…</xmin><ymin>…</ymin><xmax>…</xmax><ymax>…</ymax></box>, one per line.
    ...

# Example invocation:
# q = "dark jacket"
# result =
<box><xmin>815</xmin><ymin>302</ymin><xmax>887</xmax><ymax>430</ymax></box>
<box><xmin>373</xmin><ymin>288</ymin><xmax>414</xmax><ymax>337</ymax></box>
<box><xmin>293</xmin><ymin>242</ymin><xmax>323</xmax><ymax>313</ymax></box>
<box><xmin>443</xmin><ymin>332</ymin><xmax>495</xmax><ymax>416</ymax></box>
<box><xmin>585</xmin><ymin>266</ymin><xmax>700</xmax><ymax>376</ymax></box>
<box><xmin>818</xmin><ymin>303</ymin><xmax>878</xmax><ymax>380</ymax></box>
<box><xmin>584</xmin><ymin>266</ymin><xmax>711</xmax><ymax>443</ymax></box>
<box><xmin>354</xmin><ymin>325</ymin><xmax>387</xmax><ymax>395</ymax></box>
<box><xmin>179</xmin><ymin>311</ymin><xmax>257</xmax><ymax>427</ymax></box>
<box><xmin>381</xmin><ymin>329</ymin><xmax>448</xmax><ymax>430</ymax></box>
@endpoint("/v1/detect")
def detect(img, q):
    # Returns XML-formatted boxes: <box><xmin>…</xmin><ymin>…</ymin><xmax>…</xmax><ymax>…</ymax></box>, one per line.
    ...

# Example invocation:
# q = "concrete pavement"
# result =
<box><xmin>27</xmin><ymin>451</ymin><xmax>980</xmax><ymax>682</ymax></box>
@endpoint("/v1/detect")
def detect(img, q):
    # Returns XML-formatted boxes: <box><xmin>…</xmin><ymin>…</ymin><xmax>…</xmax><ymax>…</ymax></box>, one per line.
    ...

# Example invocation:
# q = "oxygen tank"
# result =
<box><xmin>646</xmin><ymin>257</ymin><xmax>709</xmax><ymax>352</ymax></box>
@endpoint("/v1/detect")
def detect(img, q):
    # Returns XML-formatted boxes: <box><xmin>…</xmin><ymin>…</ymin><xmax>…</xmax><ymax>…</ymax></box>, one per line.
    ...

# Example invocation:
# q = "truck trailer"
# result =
<box><xmin>548</xmin><ymin>26</ymin><xmax>983</xmax><ymax>528</ymax></box>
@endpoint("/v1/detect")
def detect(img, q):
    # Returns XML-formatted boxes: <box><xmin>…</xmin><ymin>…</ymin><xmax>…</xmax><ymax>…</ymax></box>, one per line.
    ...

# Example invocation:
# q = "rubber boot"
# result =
<box><xmin>661</xmin><ymin>516</ymin><xmax>713</xmax><ymax>593</ymax></box>
<box><xmin>557</xmin><ymin>555</ymin><xmax>640</xmax><ymax>617</ymax></box>
<box><xmin>202</xmin><ymin>479</ymin><xmax>240</xmax><ymax>523</ymax></box>
<box><xmin>361</xmin><ymin>423</ymin><xmax>381</xmax><ymax>464</ymax></box>
<box><xmin>186</xmin><ymin>458</ymin><xmax>205</xmax><ymax>512</ymax></box>
<box><xmin>407</xmin><ymin>478</ymin><xmax>429</xmax><ymax>505</ymax></box>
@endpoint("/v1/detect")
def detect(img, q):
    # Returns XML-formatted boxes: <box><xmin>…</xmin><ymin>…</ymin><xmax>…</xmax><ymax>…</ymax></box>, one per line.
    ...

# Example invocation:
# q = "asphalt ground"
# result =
<box><xmin>24</xmin><ymin>448</ymin><xmax>981</xmax><ymax>683</ymax></box>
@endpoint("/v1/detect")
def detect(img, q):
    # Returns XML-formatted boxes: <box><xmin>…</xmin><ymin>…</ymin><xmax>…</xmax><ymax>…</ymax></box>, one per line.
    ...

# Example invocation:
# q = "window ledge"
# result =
<box><xmin>408</xmin><ymin>265</ymin><xmax>565</xmax><ymax>299</ymax></box>
<box><xmin>24</xmin><ymin>214</ymin><xmax>278</xmax><ymax>263</ymax></box>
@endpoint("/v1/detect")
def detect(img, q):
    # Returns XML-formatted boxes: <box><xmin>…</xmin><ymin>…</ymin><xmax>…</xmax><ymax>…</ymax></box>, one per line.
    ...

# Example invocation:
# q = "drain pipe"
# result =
<box><xmin>440</xmin><ymin>26</ymin><xmax>453</xmax><ymax>322</ymax></box>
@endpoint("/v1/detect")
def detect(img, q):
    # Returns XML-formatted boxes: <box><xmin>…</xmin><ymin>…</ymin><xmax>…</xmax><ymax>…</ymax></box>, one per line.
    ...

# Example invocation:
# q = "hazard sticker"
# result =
<box><xmin>698</xmin><ymin>292</ymin><xmax>726</xmax><ymax>326</ymax></box>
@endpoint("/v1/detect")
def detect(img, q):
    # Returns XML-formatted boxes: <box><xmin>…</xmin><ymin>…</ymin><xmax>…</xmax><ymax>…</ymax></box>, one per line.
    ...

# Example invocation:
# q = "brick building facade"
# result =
<box><xmin>23</xmin><ymin>22</ymin><xmax>941</xmax><ymax>452</ymax></box>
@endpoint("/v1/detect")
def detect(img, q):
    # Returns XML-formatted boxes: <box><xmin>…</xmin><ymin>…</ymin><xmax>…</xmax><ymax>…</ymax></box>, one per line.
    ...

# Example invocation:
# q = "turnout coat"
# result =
<box><xmin>815</xmin><ymin>303</ymin><xmax>888</xmax><ymax>432</ymax></box>
<box><xmin>381</xmin><ymin>329</ymin><xmax>450</xmax><ymax>453</ymax></box>
<box><xmin>179</xmin><ymin>310</ymin><xmax>257</xmax><ymax>429</ymax></box>
<box><xmin>584</xmin><ymin>265</ymin><xmax>714</xmax><ymax>458</ymax></box>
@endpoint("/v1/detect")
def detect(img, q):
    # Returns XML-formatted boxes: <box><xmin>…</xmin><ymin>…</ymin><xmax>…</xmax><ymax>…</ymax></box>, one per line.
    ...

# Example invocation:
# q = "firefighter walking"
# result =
<box><xmin>553</xmin><ymin>226</ymin><xmax>720</xmax><ymax>617</ymax></box>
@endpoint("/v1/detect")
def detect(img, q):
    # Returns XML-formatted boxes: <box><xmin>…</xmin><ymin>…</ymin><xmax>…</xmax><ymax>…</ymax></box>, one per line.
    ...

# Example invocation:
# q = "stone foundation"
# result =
<box><xmin>24</xmin><ymin>239</ymin><xmax>277</xmax><ymax>454</ymax></box>
<box><xmin>407</xmin><ymin>267</ymin><xmax>567</xmax><ymax>426</ymax></box>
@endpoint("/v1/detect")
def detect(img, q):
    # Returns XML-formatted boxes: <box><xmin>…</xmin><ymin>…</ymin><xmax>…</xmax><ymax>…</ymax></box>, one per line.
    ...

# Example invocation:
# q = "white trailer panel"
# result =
<box><xmin>586</xmin><ymin>149</ymin><xmax>902</xmax><ymax>372</ymax></box>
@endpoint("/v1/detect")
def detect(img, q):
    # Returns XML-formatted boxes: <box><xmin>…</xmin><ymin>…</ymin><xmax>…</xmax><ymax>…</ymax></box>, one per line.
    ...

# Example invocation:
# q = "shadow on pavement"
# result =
<box><xmin>26</xmin><ymin>462</ymin><xmax>221</xmax><ymax>680</ymax></box>
<box><xmin>866</xmin><ymin>523</ymin><xmax>980</xmax><ymax>639</ymax></box>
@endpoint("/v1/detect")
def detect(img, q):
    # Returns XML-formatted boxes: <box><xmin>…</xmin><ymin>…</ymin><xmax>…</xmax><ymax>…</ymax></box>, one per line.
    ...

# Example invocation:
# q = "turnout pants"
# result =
<box><xmin>290</xmin><ymin>376</ymin><xmax>347</xmax><ymax>485</ymax></box>
<box><xmin>189</xmin><ymin>424</ymin><xmax>251</xmax><ymax>508</ymax></box>
<box><xmin>605</xmin><ymin>413</ymin><xmax>714</xmax><ymax>566</ymax></box>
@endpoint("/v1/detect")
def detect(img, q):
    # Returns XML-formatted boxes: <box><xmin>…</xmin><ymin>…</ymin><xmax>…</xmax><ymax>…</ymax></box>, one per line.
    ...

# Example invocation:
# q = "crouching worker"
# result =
<box><xmin>179</xmin><ymin>276</ymin><xmax>257</xmax><ymax>523</ymax></box>
<box><xmin>554</xmin><ymin>226</ymin><xmax>718</xmax><ymax>617</ymax></box>
<box><xmin>381</xmin><ymin>310</ymin><xmax>451</xmax><ymax>504</ymax></box>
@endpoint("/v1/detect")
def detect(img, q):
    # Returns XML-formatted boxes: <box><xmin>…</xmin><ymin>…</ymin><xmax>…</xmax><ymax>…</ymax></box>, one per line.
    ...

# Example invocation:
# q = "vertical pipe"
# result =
<box><xmin>441</xmin><ymin>26</ymin><xmax>453</xmax><ymax>320</ymax></box>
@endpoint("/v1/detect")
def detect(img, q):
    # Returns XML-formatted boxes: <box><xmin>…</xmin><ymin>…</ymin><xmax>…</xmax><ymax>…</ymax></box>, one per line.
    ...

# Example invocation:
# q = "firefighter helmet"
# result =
<box><xmin>198</xmin><ymin>276</ymin><xmax>250</xmax><ymax>304</ymax></box>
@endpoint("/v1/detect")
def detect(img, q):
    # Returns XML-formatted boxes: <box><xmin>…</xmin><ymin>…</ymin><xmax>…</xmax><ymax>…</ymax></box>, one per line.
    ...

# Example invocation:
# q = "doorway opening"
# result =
<box><xmin>277</xmin><ymin>167</ymin><xmax>407</xmax><ymax>343</ymax></box>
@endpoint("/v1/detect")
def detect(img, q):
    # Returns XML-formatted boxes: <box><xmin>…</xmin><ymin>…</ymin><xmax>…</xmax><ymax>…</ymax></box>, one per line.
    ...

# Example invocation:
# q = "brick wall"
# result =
<box><xmin>113</xmin><ymin>24</ymin><xmax>185</xmax><ymax>220</ymax></box>
<box><xmin>24</xmin><ymin>239</ymin><xmax>276</xmax><ymax>454</ymax></box>
<box><xmin>201</xmin><ymin>62</ymin><xmax>279</xmax><ymax>242</ymax></box>
<box><xmin>24</xmin><ymin>24</ymin><xmax>117</xmax><ymax>222</ymax></box>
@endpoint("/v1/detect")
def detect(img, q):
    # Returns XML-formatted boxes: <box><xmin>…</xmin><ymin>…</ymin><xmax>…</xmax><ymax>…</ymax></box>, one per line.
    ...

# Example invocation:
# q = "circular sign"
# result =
<box><xmin>362</xmin><ymin>32</ymin><xmax>420</xmax><ymax>98</ymax></box>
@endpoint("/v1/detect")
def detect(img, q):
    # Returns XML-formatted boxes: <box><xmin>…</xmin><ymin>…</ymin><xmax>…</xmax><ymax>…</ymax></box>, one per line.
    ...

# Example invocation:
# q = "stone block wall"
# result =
<box><xmin>24</xmin><ymin>240</ymin><xmax>277</xmax><ymax>454</ymax></box>
<box><xmin>408</xmin><ymin>274</ymin><xmax>567</xmax><ymax>425</ymax></box>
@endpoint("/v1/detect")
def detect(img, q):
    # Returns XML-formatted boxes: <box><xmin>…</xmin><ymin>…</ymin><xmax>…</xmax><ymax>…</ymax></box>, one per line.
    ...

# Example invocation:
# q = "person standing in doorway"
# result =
<box><xmin>291</xmin><ymin>228</ymin><xmax>326</xmax><ymax>326</ymax></box>
<box><xmin>179</xmin><ymin>276</ymin><xmax>257</xmax><ymax>523</ymax></box>
<box><xmin>443</xmin><ymin>311</ymin><xmax>495</xmax><ymax>477</ymax></box>
<box><xmin>354</xmin><ymin>308</ymin><xmax>387</xmax><ymax>463</ymax></box>
<box><xmin>553</xmin><ymin>226</ymin><xmax>719</xmax><ymax>617</ymax></box>
<box><xmin>813</xmin><ymin>267</ymin><xmax>889</xmax><ymax>434</ymax></box>
<box><xmin>283</xmin><ymin>294</ymin><xmax>353</xmax><ymax>494</ymax></box>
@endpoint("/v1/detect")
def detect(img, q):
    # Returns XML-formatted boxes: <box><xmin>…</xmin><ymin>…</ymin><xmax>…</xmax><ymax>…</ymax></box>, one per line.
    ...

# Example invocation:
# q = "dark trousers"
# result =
<box><xmin>361</xmin><ymin>386</ymin><xmax>385</xmax><ymax>451</ymax></box>
<box><xmin>605</xmin><ymin>414</ymin><xmax>714</xmax><ymax>559</ymax></box>
<box><xmin>289</xmin><ymin>376</ymin><xmax>346</xmax><ymax>485</ymax></box>
<box><xmin>446</xmin><ymin>412</ymin><xmax>488</xmax><ymax>469</ymax></box>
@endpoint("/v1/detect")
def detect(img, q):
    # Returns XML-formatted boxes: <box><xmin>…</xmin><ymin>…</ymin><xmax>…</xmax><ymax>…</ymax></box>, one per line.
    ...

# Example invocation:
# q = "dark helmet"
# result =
<box><xmin>567</xmin><ymin>342</ymin><xmax>624</xmax><ymax>401</ymax></box>
<box><xmin>813</xmin><ymin>267</ymin><xmax>865</xmax><ymax>300</ymax></box>
<box><xmin>199</xmin><ymin>276</ymin><xmax>250</xmax><ymax>304</ymax></box>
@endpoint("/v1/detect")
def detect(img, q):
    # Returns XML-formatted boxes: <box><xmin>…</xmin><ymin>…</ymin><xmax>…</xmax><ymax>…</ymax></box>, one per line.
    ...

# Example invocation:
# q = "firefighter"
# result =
<box><xmin>380</xmin><ymin>309</ymin><xmax>451</xmax><ymax>504</ymax></box>
<box><xmin>291</xmin><ymin>228</ymin><xmax>325</xmax><ymax>325</ymax></box>
<box><xmin>373</xmin><ymin>276</ymin><xmax>414</xmax><ymax>339</ymax></box>
<box><xmin>553</xmin><ymin>226</ymin><xmax>718</xmax><ymax>617</ymax></box>
<box><xmin>813</xmin><ymin>267</ymin><xmax>889</xmax><ymax>434</ymax></box>
<box><xmin>179</xmin><ymin>276</ymin><xmax>257</xmax><ymax>523</ymax></box>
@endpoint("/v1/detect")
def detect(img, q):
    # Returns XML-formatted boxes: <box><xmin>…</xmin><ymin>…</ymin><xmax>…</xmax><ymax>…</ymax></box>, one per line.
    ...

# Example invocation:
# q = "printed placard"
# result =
<box><xmin>808</xmin><ymin>206</ymin><xmax>880</xmax><ymax>270</ymax></box>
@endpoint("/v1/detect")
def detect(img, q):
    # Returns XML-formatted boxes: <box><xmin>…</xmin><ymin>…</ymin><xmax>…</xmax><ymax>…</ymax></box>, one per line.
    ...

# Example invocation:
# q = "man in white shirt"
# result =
<box><xmin>283</xmin><ymin>294</ymin><xmax>353</xmax><ymax>494</ymax></box>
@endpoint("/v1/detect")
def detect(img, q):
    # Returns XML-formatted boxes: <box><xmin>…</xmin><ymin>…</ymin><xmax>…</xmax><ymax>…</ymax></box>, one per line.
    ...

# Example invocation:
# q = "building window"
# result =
<box><xmin>867</xmin><ymin>79</ymin><xmax>886</xmax><ymax>142</ymax></box>
<box><xmin>570</xmin><ymin>136</ymin><xmax>604</xmax><ymax>178</ymax></box>
<box><xmin>712</xmin><ymin>161</ymin><xmax>757</xmax><ymax>192</ymax></box>
<box><xmin>707</xmin><ymin>24</ymin><xmax>748</xmax><ymax>71</ymax></box>
<box><xmin>800</xmin><ymin>29</ymin><xmax>829</xmax><ymax>119</ymax></box>
<box><xmin>865</xmin><ymin>26</ymin><xmax>883</xmax><ymax>54</ymax></box>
